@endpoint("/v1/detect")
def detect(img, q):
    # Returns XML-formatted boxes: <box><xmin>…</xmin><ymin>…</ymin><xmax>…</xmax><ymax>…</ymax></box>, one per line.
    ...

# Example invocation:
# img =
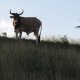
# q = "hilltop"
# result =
<box><xmin>0</xmin><ymin>37</ymin><xmax>80</xmax><ymax>80</ymax></box>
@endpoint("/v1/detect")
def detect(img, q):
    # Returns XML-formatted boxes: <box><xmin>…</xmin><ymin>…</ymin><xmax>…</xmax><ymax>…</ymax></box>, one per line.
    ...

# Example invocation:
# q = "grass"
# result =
<box><xmin>0</xmin><ymin>37</ymin><xmax>80</xmax><ymax>80</ymax></box>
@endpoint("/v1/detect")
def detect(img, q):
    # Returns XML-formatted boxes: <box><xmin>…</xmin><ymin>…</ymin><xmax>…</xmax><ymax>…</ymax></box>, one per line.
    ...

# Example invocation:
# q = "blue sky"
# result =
<box><xmin>0</xmin><ymin>0</ymin><xmax>80</xmax><ymax>40</ymax></box>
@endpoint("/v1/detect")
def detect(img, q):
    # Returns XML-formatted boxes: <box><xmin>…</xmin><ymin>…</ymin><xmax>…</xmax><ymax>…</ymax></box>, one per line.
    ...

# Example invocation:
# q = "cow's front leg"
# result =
<box><xmin>15</xmin><ymin>32</ymin><xmax>18</xmax><ymax>39</ymax></box>
<box><xmin>15</xmin><ymin>29</ymin><xmax>19</xmax><ymax>39</ymax></box>
<box><xmin>19</xmin><ymin>31</ymin><xmax>22</xmax><ymax>39</ymax></box>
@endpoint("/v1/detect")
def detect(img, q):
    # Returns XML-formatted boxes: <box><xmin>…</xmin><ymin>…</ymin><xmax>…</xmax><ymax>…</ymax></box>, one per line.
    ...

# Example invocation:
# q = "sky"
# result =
<box><xmin>0</xmin><ymin>0</ymin><xmax>80</xmax><ymax>40</ymax></box>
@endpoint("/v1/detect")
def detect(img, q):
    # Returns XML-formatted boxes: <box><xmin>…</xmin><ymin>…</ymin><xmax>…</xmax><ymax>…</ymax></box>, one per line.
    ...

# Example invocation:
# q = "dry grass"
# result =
<box><xmin>0</xmin><ymin>37</ymin><xmax>80</xmax><ymax>80</ymax></box>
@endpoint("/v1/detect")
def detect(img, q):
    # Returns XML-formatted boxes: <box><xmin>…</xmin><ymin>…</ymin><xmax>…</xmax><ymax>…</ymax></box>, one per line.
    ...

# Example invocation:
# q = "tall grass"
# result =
<box><xmin>0</xmin><ymin>37</ymin><xmax>80</xmax><ymax>80</ymax></box>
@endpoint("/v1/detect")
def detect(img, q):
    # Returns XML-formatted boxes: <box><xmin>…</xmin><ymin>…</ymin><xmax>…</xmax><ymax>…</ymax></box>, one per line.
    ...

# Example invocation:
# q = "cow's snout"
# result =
<box><xmin>13</xmin><ymin>20</ymin><xmax>18</xmax><ymax>26</ymax></box>
<box><xmin>15</xmin><ymin>21</ymin><xmax>18</xmax><ymax>25</ymax></box>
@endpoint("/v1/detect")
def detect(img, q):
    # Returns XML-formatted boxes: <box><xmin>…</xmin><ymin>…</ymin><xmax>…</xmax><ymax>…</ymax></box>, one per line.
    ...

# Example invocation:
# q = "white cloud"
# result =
<box><xmin>0</xmin><ymin>19</ymin><xmax>14</xmax><ymax>37</ymax></box>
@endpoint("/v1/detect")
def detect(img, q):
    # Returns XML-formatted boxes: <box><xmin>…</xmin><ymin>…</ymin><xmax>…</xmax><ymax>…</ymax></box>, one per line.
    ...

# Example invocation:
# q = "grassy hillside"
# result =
<box><xmin>0</xmin><ymin>37</ymin><xmax>80</xmax><ymax>80</ymax></box>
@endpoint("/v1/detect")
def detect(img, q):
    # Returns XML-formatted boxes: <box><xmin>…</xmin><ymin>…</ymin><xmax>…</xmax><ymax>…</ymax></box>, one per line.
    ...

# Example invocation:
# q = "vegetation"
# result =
<box><xmin>0</xmin><ymin>36</ymin><xmax>80</xmax><ymax>80</ymax></box>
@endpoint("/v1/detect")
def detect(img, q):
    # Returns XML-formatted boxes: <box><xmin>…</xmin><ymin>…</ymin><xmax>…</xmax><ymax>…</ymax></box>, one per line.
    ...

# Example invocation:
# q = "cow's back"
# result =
<box><xmin>20</xmin><ymin>17</ymin><xmax>41</xmax><ymax>32</ymax></box>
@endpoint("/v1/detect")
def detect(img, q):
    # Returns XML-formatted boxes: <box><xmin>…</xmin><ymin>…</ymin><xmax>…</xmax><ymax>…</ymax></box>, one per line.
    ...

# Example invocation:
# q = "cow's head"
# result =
<box><xmin>10</xmin><ymin>9</ymin><xmax>24</xmax><ymax>26</ymax></box>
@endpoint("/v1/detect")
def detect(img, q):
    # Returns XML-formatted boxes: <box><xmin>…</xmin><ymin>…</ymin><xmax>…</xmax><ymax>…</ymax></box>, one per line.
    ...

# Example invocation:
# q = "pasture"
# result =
<box><xmin>0</xmin><ymin>37</ymin><xmax>80</xmax><ymax>80</ymax></box>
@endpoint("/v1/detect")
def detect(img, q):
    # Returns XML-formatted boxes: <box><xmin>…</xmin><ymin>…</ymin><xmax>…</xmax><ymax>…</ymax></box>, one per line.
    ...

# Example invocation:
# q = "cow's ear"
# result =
<box><xmin>10</xmin><ymin>16</ymin><xmax>13</xmax><ymax>18</ymax></box>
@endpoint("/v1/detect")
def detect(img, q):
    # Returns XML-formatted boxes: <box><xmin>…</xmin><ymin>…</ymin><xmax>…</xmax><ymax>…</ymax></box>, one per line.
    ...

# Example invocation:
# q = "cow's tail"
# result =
<box><xmin>38</xmin><ymin>23</ymin><xmax>42</xmax><ymax>42</ymax></box>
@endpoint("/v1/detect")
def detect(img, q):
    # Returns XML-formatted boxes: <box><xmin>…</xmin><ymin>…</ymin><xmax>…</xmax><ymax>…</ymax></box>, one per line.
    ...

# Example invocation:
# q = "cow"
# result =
<box><xmin>10</xmin><ymin>9</ymin><xmax>42</xmax><ymax>43</ymax></box>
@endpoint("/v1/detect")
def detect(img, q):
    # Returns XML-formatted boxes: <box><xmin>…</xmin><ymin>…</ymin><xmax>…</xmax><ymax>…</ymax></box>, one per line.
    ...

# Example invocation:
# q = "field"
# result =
<box><xmin>0</xmin><ymin>37</ymin><xmax>80</xmax><ymax>80</ymax></box>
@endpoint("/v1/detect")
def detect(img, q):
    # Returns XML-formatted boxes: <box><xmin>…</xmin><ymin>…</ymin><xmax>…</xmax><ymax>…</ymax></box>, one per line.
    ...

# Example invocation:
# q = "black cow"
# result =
<box><xmin>10</xmin><ymin>9</ymin><xmax>42</xmax><ymax>43</ymax></box>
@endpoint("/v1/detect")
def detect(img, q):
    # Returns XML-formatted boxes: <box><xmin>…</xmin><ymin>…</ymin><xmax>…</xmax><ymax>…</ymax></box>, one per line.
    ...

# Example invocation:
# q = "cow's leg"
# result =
<box><xmin>15</xmin><ymin>29</ymin><xmax>19</xmax><ymax>39</ymax></box>
<box><xmin>15</xmin><ymin>32</ymin><xmax>18</xmax><ymax>38</ymax></box>
<box><xmin>38</xmin><ymin>35</ymin><xmax>40</xmax><ymax>42</ymax></box>
<box><xmin>34</xmin><ymin>32</ymin><xmax>39</xmax><ymax>44</ymax></box>
<box><xmin>19</xmin><ymin>31</ymin><xmax>22</xmax><ymax>39</ymax></box>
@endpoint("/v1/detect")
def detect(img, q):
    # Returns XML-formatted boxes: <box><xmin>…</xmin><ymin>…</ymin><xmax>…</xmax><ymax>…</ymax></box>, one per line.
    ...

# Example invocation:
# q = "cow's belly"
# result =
<box><xmin>22</xmin><ymin>26</ymin><xmax>33</xmax><ymax>34</ymax></box>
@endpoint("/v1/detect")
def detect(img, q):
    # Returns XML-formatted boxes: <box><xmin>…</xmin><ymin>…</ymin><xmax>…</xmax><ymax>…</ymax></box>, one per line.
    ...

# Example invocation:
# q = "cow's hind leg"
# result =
<box><xmin>38</xmin><ymin>35</ymin><xmax>40</xmax><ymax>43</ymax></box>
<box><xmin>34</xmin><ymin>32</ymin><xmax>39</xmax><ymax>44</ymax></box>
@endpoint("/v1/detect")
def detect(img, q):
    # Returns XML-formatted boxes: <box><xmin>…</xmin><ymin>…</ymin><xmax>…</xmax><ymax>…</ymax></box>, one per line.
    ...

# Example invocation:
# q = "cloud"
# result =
<box><xmin>0</xmin><ymin>19</ymin><xmax>14</xmax><ymax>37</ymax></box>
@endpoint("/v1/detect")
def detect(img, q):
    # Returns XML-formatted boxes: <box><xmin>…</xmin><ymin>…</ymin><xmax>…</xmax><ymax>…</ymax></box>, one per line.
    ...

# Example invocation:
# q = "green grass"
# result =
<box><xmin>0</xmin><ymin>37</ymin><xmax>80</xmax><ymax>80</ymax></box>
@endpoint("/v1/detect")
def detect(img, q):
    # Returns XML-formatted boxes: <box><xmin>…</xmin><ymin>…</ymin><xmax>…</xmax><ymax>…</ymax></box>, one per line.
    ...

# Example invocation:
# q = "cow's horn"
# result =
<box><xmin>19</xmin><ymin>9</ymin><xmax>24</xmax><ymax>15</ymax></box>
<box><xmin>10</xmin><ymin>9</ymin><xmax>14</xmax><ymax>15</ymax></box>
